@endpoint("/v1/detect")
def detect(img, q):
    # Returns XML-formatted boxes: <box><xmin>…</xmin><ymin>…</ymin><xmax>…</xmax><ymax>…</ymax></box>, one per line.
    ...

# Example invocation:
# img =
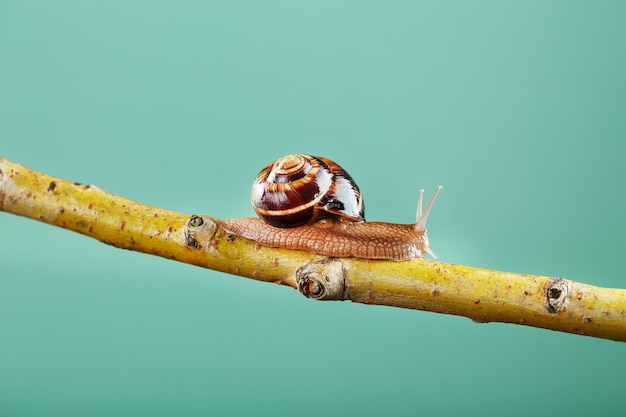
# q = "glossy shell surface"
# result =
<box><xmin>251</xmin><ymin>154</ymin><xmax>364</xmax><ymax>227</ymax></box>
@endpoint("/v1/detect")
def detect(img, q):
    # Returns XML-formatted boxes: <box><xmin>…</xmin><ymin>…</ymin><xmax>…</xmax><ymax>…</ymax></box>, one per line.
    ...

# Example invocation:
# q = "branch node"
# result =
<box><xmin>296</xmin><ymin>258</ymin><xmax>346</xmax><ymax>300</ymax></box>
<box><xmin>183</xmin><ymin>214</ymin><xmax>217</xmax><ymax>250</ymax></box>
<box><xmin>546</xmin><ymin>278</ymin><xmax>571</xmax><ymax>313</ymax></box>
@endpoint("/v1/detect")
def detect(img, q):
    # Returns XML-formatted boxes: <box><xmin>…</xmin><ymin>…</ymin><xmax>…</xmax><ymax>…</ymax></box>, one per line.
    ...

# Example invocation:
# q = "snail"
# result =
<box><xmin>219</xmin><ymin>154</ymin><xmax>442</xmax><ymax>261</ymax></box>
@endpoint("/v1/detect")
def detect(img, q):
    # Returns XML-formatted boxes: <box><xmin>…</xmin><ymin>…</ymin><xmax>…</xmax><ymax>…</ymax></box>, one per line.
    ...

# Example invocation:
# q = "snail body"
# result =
<box><xmin>220</xmin><ymin>154</ymin><xmax>441</xmax><ymax>261</ymax></box>
<box><xmin>219</xmin><ymin>217</ymin><xmax>433</xmax><ymax>260</ymax></box>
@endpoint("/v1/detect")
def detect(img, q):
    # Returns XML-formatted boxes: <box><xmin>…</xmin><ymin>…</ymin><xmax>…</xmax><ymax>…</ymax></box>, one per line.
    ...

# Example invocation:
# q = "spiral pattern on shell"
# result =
<box><xmin>251</xmin><ymin>154</ymin><xmax>365</xmax><ymax>228</ymax></box>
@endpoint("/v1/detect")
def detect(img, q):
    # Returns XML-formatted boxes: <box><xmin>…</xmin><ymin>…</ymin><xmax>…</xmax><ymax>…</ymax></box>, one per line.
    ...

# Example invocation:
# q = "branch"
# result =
<box><xmin>1</xmin><ymin>157</ymin><xmax>625</xmax><ymax>342</ymax></box>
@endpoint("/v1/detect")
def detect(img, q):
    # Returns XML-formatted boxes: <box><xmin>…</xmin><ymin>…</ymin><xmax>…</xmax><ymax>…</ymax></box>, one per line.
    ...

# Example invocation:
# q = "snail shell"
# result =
<box><xmin>251</xmin><ymin>154</ymin><xmax>364</xmax><ymax>227</ymax></box>
<box><xmin>219</xmin><ymin>154</ymin><xmax>442</xmax><ymax>261</ymax></box>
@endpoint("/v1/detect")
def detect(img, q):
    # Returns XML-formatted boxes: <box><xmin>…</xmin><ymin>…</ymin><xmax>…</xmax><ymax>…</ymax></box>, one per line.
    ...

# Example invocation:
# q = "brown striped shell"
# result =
<box><xmin>251</xmin><ymin>154</ymin><xmax>365</xmax><ymax>227</ymax></box>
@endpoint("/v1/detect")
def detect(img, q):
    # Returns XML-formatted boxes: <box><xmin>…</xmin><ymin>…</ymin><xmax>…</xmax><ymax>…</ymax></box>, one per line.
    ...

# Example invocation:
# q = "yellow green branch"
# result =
<box><xmin>1</xmin><ymin>157</ymin><xmax>625</xmax><ymax>342</ymax></box>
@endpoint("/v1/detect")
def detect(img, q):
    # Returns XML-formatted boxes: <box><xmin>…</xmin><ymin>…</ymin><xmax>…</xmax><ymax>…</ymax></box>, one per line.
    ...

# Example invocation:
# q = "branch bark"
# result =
<box><xmin>1</xmin><ymin>157</ymin><xmax>625</xmax><ymax>342</ymax></box>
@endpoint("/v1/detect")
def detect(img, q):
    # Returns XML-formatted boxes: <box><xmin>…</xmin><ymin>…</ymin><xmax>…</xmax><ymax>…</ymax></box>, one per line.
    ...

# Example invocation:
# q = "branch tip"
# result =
<box><xmin>0</xmin><ymin>164</ymin><xmax>5</xmax><ymax>210</ymax></box>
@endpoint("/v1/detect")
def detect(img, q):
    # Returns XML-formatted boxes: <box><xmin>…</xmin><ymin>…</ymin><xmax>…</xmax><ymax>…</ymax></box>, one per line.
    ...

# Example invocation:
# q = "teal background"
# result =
<box><xmin>1</xmin><ymin>1</ymin><xmax>624</xmax><ymax>416</ymax></box>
